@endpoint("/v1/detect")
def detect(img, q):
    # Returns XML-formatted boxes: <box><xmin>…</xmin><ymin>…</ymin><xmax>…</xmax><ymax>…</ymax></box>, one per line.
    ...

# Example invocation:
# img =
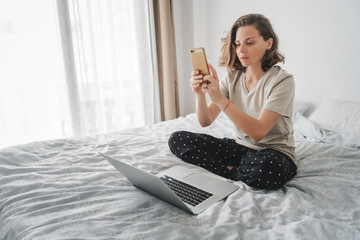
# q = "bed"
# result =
<box><xmin>1</xmin><ymin>99</ymin><xmax>359</xmax><ymax>239</ymax></box>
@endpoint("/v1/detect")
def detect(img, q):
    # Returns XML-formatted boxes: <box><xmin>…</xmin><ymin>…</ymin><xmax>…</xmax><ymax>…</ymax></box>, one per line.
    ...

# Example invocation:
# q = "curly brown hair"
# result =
<box><xmin>219</xmin><ymin>14</ymin><xmax>285</xmax><ymax>72</ymax></box>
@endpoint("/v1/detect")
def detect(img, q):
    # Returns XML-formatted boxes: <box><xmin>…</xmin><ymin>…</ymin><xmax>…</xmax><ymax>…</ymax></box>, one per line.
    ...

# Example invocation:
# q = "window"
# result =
<box><xmin>0</xmin><ymin>0</ymin><xmax>159</xmax><ymax>148</ymax></box>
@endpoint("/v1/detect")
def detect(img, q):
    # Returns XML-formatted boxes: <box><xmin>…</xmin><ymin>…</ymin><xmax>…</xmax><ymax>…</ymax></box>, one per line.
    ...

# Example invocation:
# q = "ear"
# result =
<box><xmin>266</xmin><ymin>38</ymin><xmax>273</xmax><ymax>50</ymax></box>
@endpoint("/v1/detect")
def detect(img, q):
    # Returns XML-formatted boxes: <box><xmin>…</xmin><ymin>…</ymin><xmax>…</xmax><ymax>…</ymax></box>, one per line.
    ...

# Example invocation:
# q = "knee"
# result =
<box><xmin>256</xmin><ymin>156</ymin><xmax>294</xmax><ymax>189</ymax></box>
<box><xmin>237</xmin><ymin>150</ymin><xmax>288</xmax><ymax>189</ymax></box>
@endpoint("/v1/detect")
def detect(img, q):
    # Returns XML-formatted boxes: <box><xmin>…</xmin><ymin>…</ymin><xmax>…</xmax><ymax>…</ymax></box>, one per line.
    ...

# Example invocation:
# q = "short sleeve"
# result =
<box><xmin>263</xmin><ymin>75</ymin><xmax>295</xmax><ymax>118</ymax></box>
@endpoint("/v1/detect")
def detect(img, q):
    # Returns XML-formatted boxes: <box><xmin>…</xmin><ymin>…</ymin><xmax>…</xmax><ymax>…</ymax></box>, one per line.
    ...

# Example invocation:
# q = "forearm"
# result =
<box><xmin>196</xmin><ymin>94</ymin><xmax>222</xmax><ymax>127</ymax></box>
<box><xmin>196</xmin><ymin>94</ymin><xmax>212</xmax><ymax>127</ymax></box>
<box><xmin>224</xmin><ymin>104</ymin><xmax>265</xmax><ymax>142</ymax></box>
<box><xmin>215</xmin><ymin>96</ymin><xmax>279</xmax><ymax>142</ymax></box>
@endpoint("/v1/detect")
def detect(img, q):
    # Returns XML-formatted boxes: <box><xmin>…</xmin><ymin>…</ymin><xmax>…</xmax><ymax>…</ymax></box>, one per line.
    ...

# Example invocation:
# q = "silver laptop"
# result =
<box><xmin>100</xmin><ymin>153</ymin><xmax>239</xmax><ymax>215</ymax></box>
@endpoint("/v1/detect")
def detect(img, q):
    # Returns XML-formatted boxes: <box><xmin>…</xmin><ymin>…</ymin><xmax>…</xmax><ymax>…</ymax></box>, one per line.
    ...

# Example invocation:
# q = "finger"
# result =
<box><xmin>203</xmin><ymin>75</ymin><xmax>213</xmax><ymax>84</ymax></box>
<box><xmin>191</xmin><ymin>83</ymin><xmax>200</xmax><ymax>90</ymax></box>
<box><xmin>190</xmin><ymin>75</ymin><xmax>203</xmax><ymax>81</ymax></box>
<box><xmin>191</xmin><ymin>79</ymin><xmax>203</xmax><ymax>86</ymax></box>
<box><xmin>208</xmin><ymin>63</ymin><xmax>219</xmax><ymax>81</ymax></box>
<box><xmin>191</xmin><ymin>70</ymin><xmax>199</xmax><ymax>76</ymax></box>
<box><xmin>201</xmin><ymin>82</ymin><xmax>209</xmax><ymax>89</ymax></box>
<box><xmin>192</xmin><ymin>79</ymin><xmax>203</xmax><ymax>85</ymax></box>
<box><xmin>195</xmin><ymin>75</ymin><xmax>203</xmax><ymax>80</ymax></box>
<box><xmin>192</xmin><ymin>84</ymin><xmax>201</xmax><ymax>90</ymax></box>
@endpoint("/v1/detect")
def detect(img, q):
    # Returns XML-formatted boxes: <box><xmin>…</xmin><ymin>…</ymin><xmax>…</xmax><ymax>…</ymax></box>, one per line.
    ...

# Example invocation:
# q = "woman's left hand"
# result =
<box><xmin>202</xmin><ymin>63</ymin><xmax>224</xmax><ymax>104</ymax></box>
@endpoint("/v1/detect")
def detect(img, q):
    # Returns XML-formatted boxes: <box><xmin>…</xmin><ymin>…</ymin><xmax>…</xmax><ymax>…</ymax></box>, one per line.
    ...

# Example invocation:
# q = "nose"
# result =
<box><xmin>239</xmin><ymin>44</ymin><xmax>246</xmax><ymax>53</ymax></box>
<box><xmin>237</xmin><ymin>44</ymin><xmax>246</xmax><ymax>54</ymax></box>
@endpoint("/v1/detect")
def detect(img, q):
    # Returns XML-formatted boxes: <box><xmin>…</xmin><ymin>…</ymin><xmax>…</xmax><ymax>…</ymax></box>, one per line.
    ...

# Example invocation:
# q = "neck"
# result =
<box><xmin>245</xmin><ymin>65</ymin><xmax>265</xmax><ymax>83</ymax></box>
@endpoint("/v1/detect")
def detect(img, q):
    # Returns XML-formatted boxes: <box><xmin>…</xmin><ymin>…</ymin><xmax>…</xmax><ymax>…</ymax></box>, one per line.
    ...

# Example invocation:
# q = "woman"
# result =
<box><xmin>168</xmin><ymin>14</ymin><xmax>297</xmax><ymax>190</ymax></box>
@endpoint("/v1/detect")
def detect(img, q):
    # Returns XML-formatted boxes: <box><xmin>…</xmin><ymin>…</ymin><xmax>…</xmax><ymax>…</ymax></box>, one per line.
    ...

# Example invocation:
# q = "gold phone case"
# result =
<box><xmin>189</xmin><ymin>47</ymin><xmax>210</xmax><ymax>76</ymax></box>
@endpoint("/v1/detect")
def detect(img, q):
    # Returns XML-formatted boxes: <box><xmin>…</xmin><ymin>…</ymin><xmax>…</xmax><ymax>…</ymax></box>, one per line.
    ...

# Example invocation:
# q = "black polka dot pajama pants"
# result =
<box><xmin>168</xmin><ymin>131</ymin><xmax>297</xmax><ymax>190</ymax></box>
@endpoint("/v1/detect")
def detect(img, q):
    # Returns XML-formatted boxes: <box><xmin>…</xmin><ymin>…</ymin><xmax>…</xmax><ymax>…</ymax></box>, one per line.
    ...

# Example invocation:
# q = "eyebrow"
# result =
<box><xmin>235</xmin><ymin>37</ymin><xmax>255</xmax><ymax>43</ymax></box>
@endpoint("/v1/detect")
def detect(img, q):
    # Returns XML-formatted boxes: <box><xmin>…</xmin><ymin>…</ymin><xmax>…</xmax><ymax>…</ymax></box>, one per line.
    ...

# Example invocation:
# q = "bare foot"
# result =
<box><xmin>227</xmin><ymin>166</ymin><xmax>234</xmax><ymax>170</ymax></box>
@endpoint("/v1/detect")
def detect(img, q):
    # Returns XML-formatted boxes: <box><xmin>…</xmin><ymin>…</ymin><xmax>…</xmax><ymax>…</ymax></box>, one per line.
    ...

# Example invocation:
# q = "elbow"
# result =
<box><xmin>199</xmin><ymin>121</ymin><xmax>211</xmax><ymax>128</ymax></box>
<box><xmin>249</xmin><ymin>132</ymin><xmax>267</xmax><ymax>143</ymax></box>
<box><xmin>198</xmin><ymin>115</ymin><xmax>213</xmax><ymax>127</ymax></box>
<box><xmin>198</xmin><ymin>118</ymin><xmax>212</xmax><ymax>127</ymax></box>
<box><xmin>252</xmin><ymin>136</ymin><xmax>264</xmax><ymax>143</ymax></box>
<box><xmin>247</xmin><ymin>123</ymin><xmax>270</xmax><ymax>142</ymax></box>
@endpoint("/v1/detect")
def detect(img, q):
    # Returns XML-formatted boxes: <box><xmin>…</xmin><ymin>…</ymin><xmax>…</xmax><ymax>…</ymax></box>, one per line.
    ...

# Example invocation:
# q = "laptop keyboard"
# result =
<box><xmin>160</xmin><ymin>175</ymin><xmax>213</xmax><ymax>206</ymax></box>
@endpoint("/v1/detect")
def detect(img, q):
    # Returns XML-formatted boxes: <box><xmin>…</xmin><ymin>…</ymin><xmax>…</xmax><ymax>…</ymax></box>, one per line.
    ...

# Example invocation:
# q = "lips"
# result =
<box><xmin>240</xmin><ymin>57</ymin><xmax>249</xmax><ymax>61</ymax></box>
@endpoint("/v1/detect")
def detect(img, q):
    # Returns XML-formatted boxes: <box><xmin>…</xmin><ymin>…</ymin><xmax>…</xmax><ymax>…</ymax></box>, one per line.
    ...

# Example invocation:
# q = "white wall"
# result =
<box><xmin>174</xmin><ymin>0</ymin><xmax>360</xmax><ymax>116</ymax></box>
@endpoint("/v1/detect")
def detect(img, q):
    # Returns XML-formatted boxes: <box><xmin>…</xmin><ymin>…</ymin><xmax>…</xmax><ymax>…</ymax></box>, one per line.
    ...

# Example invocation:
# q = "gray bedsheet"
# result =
<box><xmin>0</xmin><ymin>113</ymin><xmax>359</xmax><ymax>239</ymax></box>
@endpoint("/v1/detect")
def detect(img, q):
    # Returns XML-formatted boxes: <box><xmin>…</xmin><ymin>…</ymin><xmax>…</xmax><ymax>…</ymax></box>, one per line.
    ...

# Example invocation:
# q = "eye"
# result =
<box><xmin>247</xmin><ymin>42</ymin><xmax>254</xmax><ymax>45</ymax></box>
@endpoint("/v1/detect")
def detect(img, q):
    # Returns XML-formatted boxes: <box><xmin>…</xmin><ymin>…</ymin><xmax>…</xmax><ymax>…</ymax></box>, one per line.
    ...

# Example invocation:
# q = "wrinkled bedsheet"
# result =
<box><xmin>1</xmin><ymin>113</ymin><xmax>359</xmax><ymax>239</ymax></box>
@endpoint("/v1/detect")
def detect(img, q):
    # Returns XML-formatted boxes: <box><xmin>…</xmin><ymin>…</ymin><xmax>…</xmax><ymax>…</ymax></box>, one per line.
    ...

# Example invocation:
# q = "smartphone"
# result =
<box><xmin>189</xmin><ymin>47</ymin><xmax>210</xmax><ymax>76</ymax></box>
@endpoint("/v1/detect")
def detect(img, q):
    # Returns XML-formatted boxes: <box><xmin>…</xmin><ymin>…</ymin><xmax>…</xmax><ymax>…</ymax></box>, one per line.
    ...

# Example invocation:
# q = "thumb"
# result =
<box><xmin>208</xmin><ymin>63</ymin><xmax>218</xmax><ymax>81</ymax></box>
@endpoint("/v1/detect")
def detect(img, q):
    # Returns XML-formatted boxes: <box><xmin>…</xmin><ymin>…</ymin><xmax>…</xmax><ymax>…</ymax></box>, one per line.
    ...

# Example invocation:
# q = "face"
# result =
<box><xmin>235</xmin><ymin>25</ymin><xmax>273</xmax><ymax>69</ymax></box>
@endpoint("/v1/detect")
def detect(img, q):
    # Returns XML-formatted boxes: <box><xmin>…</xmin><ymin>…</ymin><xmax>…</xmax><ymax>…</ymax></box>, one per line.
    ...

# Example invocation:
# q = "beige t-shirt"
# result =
<box><xmin>220</xmin><ymin>65</ymin><xmax>296</xmax><ymax>163</ymax></box>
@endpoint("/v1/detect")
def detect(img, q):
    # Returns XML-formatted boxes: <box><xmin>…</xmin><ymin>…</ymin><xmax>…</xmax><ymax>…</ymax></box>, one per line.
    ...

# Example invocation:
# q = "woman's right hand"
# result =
<box><xmin>190</xmin><ymin>71</ymin><xmax>205</xmax><ymax>95</ymax></box>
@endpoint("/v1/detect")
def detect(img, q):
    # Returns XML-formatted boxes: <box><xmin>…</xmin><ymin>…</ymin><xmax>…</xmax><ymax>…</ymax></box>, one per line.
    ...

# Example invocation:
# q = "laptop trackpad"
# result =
<box><xmin>184</xmin><ymin>173</ymin><xmax>211</xmax><ymax>186</ymax></box>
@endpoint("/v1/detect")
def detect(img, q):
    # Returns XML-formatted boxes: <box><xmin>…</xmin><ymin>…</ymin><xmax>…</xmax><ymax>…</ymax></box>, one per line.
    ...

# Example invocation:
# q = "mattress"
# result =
<box><xmin>0</xmin><ymin>112</ymin><xmax>359</xmax><ymax>239</ymax></box>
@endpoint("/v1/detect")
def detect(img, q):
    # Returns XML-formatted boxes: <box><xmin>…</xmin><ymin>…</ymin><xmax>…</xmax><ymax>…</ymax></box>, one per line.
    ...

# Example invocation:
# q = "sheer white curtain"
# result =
<box><xmin>0</xmin><ymin>0</ymin><xmax>159</xmax><ymax>148</ymax></box>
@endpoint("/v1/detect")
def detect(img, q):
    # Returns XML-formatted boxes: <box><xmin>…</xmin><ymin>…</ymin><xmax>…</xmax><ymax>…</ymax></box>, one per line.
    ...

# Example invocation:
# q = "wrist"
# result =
<box><xmin>195</xmin><ymin>92</ymin><xmax>206</xmax><ymax>99</ymax></box>
<box><xmin>222</xmin><ymin>100</ymin><xmax>232</xmax><ymax>111</ymax></box>
<box><xmin>216</xmin><ymin>97</ymin><xmax>231</xmax><ymax>111</ymax></box>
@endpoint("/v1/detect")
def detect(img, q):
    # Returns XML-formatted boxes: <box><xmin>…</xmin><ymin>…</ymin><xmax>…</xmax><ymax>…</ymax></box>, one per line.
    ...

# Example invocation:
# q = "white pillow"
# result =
<box><xmin>293</xmin><ymin>100</ymin><xmax>311</xmax><ymax>115</ymax></box>
<box><xmin>308</xmin><ymin>99</ymin><xmax>360</xmax><ymax>135</ymax></box>
<box><xmin>293</xmin><ymin>112</ymin><xmax>325</xmax><ymax>141</ymax></box>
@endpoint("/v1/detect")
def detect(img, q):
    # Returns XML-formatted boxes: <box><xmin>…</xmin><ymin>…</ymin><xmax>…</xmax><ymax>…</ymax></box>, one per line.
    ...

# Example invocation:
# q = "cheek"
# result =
<box><xmin>253</xmin><ymin>46</ymin><xmax>267</xmax><ymax>58</ymax></box>
<box><xmin>236</xmin><ymin>48</ymin><xmax>242</xmax><ymax>58</ymax></box>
